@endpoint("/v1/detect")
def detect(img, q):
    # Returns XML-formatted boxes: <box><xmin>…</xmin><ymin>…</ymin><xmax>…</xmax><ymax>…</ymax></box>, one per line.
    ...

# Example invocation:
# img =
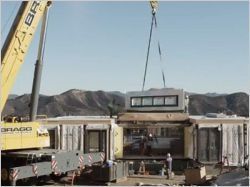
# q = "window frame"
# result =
<box><xmin>130</xmin><ymin>95</ymin><xmax>178</xmax><ymax>107</ymax></box>
<box><xmin>141</xmin><ymin>96</ymin><xmax>153</xmax><ymax>106</ymax></box>
<box><xmin>130</xmin><ymin>97</ymin><xmax>142</xmax><ymax>107</ymax></box>
<box><xmin>164</xmin><ymin>95</ymin><xmax>178</xmax><ymax>106</ymax></box>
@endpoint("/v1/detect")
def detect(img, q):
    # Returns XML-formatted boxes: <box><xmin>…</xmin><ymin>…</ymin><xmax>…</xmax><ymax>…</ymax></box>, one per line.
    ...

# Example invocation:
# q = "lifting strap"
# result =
<box><xmin>142</xmin><ymin>6</ymin><xmax>166</xmax><ymax>91</ymax></box>
<box><xmin>142</xmin><ymin>13</ymin><xmax>155</xmax><ymax>91</ymax></box>
<box><xmin>154</xmin><ymin>16</ymin><xmax>166</xmax><ymax>89</ymax></box>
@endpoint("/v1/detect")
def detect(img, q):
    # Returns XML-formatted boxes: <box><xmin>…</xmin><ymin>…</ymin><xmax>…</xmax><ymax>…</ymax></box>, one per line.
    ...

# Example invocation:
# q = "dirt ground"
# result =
<box><xmin>109</xmin><ymin>175</ymin><xmax>186</xmax><ymax>186</ymax></box>
<box><xmin>38</xmin><ymin>165</ymin><xmax>246</xmax><ymax>186</ymax></box>
<box><xmin>47</xmin><ymin>165</ymin><xmax>216</xmax><ymax>186</ymax></box>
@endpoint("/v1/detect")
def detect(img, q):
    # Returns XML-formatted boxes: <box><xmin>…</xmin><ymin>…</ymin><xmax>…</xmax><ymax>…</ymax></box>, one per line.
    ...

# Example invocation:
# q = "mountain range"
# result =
<box><xmin>2</xmin><ymin>89</ymin><xmax>249</xmax><ymax>117</ymax></box>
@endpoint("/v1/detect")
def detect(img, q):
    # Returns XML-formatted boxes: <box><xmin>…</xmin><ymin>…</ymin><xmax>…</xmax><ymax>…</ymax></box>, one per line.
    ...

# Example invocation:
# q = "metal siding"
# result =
<box><xmin>222</xmin><ymin>124</ymin><xmax>245</xmax><ymax>166</ymax></box>
<box><xmin>80</xmin><ymin>126</ymin><xmax>84</xmax><ymax>151</ymax></box>
<box><xmin>222</xmin><ymin>125</ymin><xmax>227</xmax><ymax>161</ymax></box>
<box><xmin>184</xmin><ymin>126</ymin><xmax>193</xmax><ymax>158</ymax></box>
<box><xmin>227</xmin><ymin>125</ymin><xmax>233</xmax><ymax>164</ymax></box>
<box><xmin>238</xmin><ymin>125</ymin><xmax>244</xmax><ymax>165</ymax></box>
<box><xmin>232</xmin><ymin>126</ymin><xmax>238</xmax><ymax>164</ymax></box>
<box><xmin>114</xmin><ymin>126</ymin><xmax>123</xmax><ymax>159</ymax></box>
<box><xmin>59</xmin><ymin>125</ymin><xmax>84</xmax><ymax>151</ymax></box>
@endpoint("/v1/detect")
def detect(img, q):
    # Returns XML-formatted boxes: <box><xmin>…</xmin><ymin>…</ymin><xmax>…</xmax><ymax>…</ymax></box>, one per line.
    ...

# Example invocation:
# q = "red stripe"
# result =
<box><xmin>52</xmin><ymin>163</ymin><xmax>57</xmax><ymax>168</ymax></box>
<box><xmin>79</xmin><ymin>156</ymin><xmax>84</xmax><ymax>166</ymax></box>
<box><xmin>101</xmin><ymin>153</ymin><xmax>105</xmax><ymax>159</ymax></box>
<box><xmin>89</xmin><ymin>155</ymin><xmax>92</xmax><ymax>163</ymax></box>
<box><xmin>32</xmin><ymin>165</ymin><xmax>38</xmax><ymax>175</ymax></box>
<box><xmin>10</xmin><ymin>169</ymin><xmax>19</xmax><ymax>180</ymax></box>
<box><xmin>51</xmin><ymin>160</ymin><xmax>58</xmax><ymax>170</ymax></box>
<box><xmin>79</xmin><ymin>156</ymin><xmax>84</xmax><ymax>162</ymax></box>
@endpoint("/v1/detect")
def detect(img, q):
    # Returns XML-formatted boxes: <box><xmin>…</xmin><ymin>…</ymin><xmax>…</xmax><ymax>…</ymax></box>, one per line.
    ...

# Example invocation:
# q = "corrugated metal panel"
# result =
<box><xmin>113</xmin><ymin>126</ymin><xmax>123</xmax><ymax>159</ymax></box>
<box><xmin>184</xmin><ymin>126</ymin><xmax>193</xmax><ymax>158</ymax></box>
<box><xmin>60</xmin><ymin>124</ymin><xmax>84</xmax><ymax>151</ymax></box>
<box><xmin>222</xmin><ymin>124</ymin><xmax>244</xmax><ymax>166</ymax></box>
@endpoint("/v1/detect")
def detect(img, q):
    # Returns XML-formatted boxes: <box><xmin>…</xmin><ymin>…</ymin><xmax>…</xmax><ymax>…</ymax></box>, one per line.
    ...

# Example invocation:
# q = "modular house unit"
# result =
<box><xmin>186</xmin><ymin>115</ymin><xmax>249</xmax><ymax>166</ymax></box>
<box><xmin>41</xmin><ymin>116</ymin><xmax>123</xmax><ymax>161</ymax></box>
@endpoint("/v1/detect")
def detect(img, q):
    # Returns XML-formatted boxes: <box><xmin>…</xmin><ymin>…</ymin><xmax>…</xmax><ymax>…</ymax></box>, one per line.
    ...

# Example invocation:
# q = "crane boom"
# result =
<box><xmin>1</xmin><ymin>1</ymin><xmax>51</xmax><ymax>111</ymax></box>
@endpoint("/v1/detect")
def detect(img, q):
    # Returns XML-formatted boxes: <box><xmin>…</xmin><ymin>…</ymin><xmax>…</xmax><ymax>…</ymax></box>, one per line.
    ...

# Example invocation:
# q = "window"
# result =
<box><xmin>130</xmin><ymin>95</ymin><xmax>178</xmax><ymax>107</ymax></box>
<box><xmin>131</xmin><ymin>97</ymin><xmax>141</xmax><ymax>106</ymax></box>
<box><xmin>89</xmin><ymin>132</ymin><xmax>99</xmax><ymax>152</ymax></box>
<box><xmin>142</xmin><ymin>97</ymin><xmax>153</xmax><ymax>106</ymax></box>
<box><xmin>165</xmin><ymin>96</ymin><xmax>177</xmax><ymax>106</ymax></box>
<box><xmin>86</xmin><ymin>130</ymin><xmax>106</xmax><ymax>153</ymax></box>
<box><xmin>153</xmin><ymin>97</ymin><xmax>164</xmax><ymax>106</ymax></box>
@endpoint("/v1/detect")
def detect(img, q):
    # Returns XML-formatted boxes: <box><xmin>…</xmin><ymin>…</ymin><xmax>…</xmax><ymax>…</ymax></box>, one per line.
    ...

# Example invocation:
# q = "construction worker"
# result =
<box><xmin>146</xmin><ymin>133</ymin><xmax>153</xmax><ymax>156</ymax></box>
<box><xmin>146</xmin><ymin>132</ymin><xmax>158</xmax><ymax>156</ymax></box>
<box><xmin>138</xmin><ymin>160</ymin><xmax>146</xmax><ymax>175</ymax></box>
<box><xmin>139</xmin><ymin>134</ymin><xmax>146</xmax><ymax>155</ymax></box>
<box><xmin>165</xmin><ymin>153</ymin><xmax>173</xmax><ymax>179</ymax></box>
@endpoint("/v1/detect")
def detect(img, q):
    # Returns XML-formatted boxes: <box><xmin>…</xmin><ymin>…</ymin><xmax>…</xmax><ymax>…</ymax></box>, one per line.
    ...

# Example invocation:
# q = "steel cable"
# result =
<box><xmin>141</xmin><ymin>12</ymin><xmax>166</xmax><ymax>91</ymax></box>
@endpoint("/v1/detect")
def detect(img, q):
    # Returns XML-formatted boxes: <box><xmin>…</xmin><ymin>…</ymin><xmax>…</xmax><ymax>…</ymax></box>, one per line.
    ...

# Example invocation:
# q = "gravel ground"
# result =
<box><xmin>109</xmin><ymin>175</ymin><xmax>186</xmax><ymax>186</ymax></box>
<box><xmin>36</xmin><ymin>165</ymin><xmax>247</xmax><ymax>186</ymax></box>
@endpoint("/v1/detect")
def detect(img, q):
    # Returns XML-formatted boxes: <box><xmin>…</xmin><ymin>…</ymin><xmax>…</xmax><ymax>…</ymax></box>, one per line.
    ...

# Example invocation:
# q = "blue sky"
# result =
<box><xmin>2</xmin><ymin>1</ymin><xmax>249</xmax><ymax>95</ymax></box>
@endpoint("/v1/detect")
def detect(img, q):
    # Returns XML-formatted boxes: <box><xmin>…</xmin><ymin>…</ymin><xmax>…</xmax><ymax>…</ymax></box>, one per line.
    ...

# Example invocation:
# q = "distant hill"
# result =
<box><xmin>3</xmin><ymin>89</ymin><xmax>125</xmax><ymax>117</ymax></box>
<box><xmin>2</xmin><ymin>89</ymin><xmax>249</xmax><ymax>117</ymax></box>
<box><xmin>189</xmin><ymin>92</ymin><xmax>249</xmax><ymax>116</ymax></box>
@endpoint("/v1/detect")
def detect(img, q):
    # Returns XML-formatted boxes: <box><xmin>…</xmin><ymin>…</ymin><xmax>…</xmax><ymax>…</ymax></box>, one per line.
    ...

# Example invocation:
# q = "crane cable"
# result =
<box><xmin>154</xmin><ymin>15</ymin><xmax>166</xmax><ymax>89</ymax></box>
<box><xmin>142</xmin><ymin>1</ymin><xmax>166</xmax><ymax>91</ymax></box>
<box><xmin>142</xmin><ymin>12</ymin><xmax>155</xmax><ymax>91</ymax></box>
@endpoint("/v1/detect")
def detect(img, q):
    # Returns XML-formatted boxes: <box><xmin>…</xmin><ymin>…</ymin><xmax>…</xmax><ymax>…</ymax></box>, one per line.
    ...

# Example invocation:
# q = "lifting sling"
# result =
<box><xmin>142</xmin><ymin>1</ymin><xmax>166</xmax><ymax>91</ymax></box>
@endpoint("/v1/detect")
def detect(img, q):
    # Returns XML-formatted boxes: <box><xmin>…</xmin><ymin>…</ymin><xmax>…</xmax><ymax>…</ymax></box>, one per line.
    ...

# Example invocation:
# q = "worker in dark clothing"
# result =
<box><xmin>139</xmin><ymin>135</ymin><xmax>146</xmax><ymax>155</ymax></box>
<box><xmin>146</xmin><ymin>133</ymin><xmax>153</xmax><ymax>156</ymax></box>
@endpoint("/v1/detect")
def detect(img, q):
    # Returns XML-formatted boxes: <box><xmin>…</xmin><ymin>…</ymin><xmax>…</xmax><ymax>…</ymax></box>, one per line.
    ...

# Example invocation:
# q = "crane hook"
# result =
<box><xmin>150</xmin><ymin>0</ymin><xmax>158</xmax><ymax>15</ymax></box>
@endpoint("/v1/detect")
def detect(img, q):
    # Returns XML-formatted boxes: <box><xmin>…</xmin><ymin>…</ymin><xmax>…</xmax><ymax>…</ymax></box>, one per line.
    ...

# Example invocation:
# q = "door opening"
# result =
<box><xmin>84</xmin><ymin>130</ymin><xmax>107</xmax><ymax>153</ymax></box>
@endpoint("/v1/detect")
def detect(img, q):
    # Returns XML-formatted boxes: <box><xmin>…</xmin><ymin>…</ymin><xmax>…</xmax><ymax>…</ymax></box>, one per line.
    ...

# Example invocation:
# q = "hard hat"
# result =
<box><xmin>167</xmin><ymin>153</ymin><xmax>171</xmax><ymax>157</ymax></box>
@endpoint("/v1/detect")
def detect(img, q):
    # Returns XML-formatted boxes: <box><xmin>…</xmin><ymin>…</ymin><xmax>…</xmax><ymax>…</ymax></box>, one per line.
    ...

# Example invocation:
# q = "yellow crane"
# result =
<box><xmin>1</xmin><ymin>3</ymin><xmax>105</xmax><ymax>185</ymax></box>
<box><xmin>1</xmin><ymin>1</ymin><xmax>52</xmax><ymax>151</ymax></box>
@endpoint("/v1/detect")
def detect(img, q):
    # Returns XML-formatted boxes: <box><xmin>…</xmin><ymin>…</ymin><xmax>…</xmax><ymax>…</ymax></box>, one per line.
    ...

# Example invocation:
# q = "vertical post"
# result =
<box><xmin>243</xmin><ymin>123</ymin><xmax>248</xmax><ymax>163</ymax></box>
<box><xmin>219</xmin><ymin>124</ymin><xmax>223</xmax><ymax>163</ymax></box>
<box><xmin>56</xmin><ymin>125</ymin><xmax>60</xmax><ymax>149</ymax></box>
<box><xmin>196</xmin><ymin>124</ymin><xmax>199</xmax><ymax>161</ymax></box>
<box><xmin>60</xmin><ymin>124</ymin><xmax>64</xmax><ymax>150</ymax></box>
<box><xmin>108</xmin><ymin>126</ymin><xmax>112</xmax><ymax>160</ymax></box>
<box><xmin>84</xmin><ymin>126</ymin><xmax>89</xmax><ymax>154</ymax></box>
<box><xmin>30</xmin><ymin>4</ymin><xmax>51</xmax><ymax>121</ymax></box>
<box><xmin>208</xmin><ymin>128</ymin><xmax>211</xmax><ymax>162</ymax></box>
<box><xmin>193</xmin><ymin>125</ymin><xmax>197</xmax><ymax>159</ymax></box>
<box><xmin>80</xmin><ymin>125</ymin><xmax>84</xmax><ymax>151</ymax></box>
